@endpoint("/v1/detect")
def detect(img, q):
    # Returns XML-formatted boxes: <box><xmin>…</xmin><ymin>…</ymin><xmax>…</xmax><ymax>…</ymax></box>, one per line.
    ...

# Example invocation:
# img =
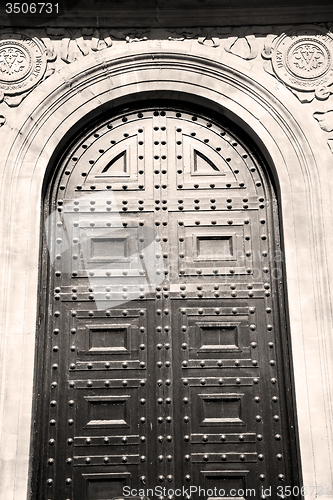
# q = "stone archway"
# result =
<box><xmin>0</xmin><ymin>43</ymin><xmax>331</xmax><ymax>499</ymax></box>
<box><xmin>35</xmin><ymin>103</ymin><xmax>299</xmax><ymax>498</ymax></box>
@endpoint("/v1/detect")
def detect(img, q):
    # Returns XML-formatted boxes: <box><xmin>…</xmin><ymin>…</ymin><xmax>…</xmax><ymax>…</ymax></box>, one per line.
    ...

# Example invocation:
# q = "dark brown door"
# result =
<box><xmin>35</xmin><ymin>106</ymin><xmax>300</xmax><ymax>500</ymax></box>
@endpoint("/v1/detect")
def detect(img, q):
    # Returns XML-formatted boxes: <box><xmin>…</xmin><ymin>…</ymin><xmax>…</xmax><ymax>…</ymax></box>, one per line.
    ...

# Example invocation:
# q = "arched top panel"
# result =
<box><xmin>52</xmin><ymin>105</ymin><xmax>268</xmax><ymax>205</ymax></box>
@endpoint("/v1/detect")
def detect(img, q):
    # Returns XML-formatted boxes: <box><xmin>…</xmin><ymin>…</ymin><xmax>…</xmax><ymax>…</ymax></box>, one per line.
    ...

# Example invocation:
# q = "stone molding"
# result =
<box><xmin>1</xmin><ymin>25</ymin><xmax>333</xmax><ymax>154</ymax></box>
<box><xmin>0</xmin><ymin>41</ymin><xmax>332</xmax><ymax>499</ymax></box>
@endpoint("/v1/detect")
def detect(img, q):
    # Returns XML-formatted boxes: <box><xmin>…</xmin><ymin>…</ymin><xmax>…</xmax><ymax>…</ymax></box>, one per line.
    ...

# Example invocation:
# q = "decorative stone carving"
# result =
<box><xmin>44</xmin><ymin>28</ymin><xmax>92</xmax><ymax>63</ymax></box>
<box><xmin>0</xmin><ymin>28</ymin><xmax>150</xmax><ymax>104</ymax></box>
<box><xmin>224</xmin><ymin>27</ymin><xmax>263</xmax><ymax>60</ymax></box>
<box><xmin>43</xmin><ymin>28</ymin><xmax>148</xmax><ymax>64</ymax></box>
<box><xmin>313</xmin><ymin>110</ymin><xmax>333</xmax><ymax>153</ymax></box>
<box><xmin>313</xmin><ymin>110</ymin><xmax>333</xmax><ymax>132</ymax></box>
<box><xmin>197</xmin><ymin>28</ymin><xmax>221</xmax><ymax>48</ymax></box>
<box><xmin>167</xmin><ymin>27</ymin><xmax>220</xmax><ymax>46</ymax></box>
<box><xmin>263</xmin><ymin>25</ymin><xmax>333</xmax><ymax>101</ymax></box>
<box><xmin>0</xmin><ymin>33</ymin><xmax>46</xmax><ymax>97</ymax></box>
<box><xmin>167</xmin><ymin>26</ymin><xmax>274</xmax><ymax>60</ymax></box>
<box><xmin>0</xmin><ymin>32</ymin><xmax>55</xmax><ymax>106</ymax></box>
<box><xmin>262</xmin><ymin>26</ymin><xmax>333</xmax><ymax>153</ymax></box>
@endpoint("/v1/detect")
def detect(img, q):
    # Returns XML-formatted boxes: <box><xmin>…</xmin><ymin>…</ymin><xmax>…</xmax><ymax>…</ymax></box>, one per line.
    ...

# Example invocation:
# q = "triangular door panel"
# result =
<box><xmin>102</xmin><ymin>151</ymin><xmax>127</xmax><ymax>175</ymax></box>
<box><xmin>87</xmin><ymin>136</ymin><xmax>138</xmax><ymax>181</ymax></box>
<box><xmin>189</xmin><ymin>142</ymin><xmax>228</xmax><ymax>177</ymax></box>
<box><xmin>194</xmin><ymin>149</ymin><xmax>220</xmax><ymax>173</ymax></box>
<box><xmin>183</xmin><ymin>135</ymin><xmax>235</xmax><ymax>178</ymax></box>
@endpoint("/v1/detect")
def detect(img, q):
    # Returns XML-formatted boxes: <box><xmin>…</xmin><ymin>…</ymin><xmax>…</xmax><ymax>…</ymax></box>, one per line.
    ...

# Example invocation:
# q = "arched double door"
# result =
<box><xmin>35</xmin><ymin>105</ymin><xmax>299</xmax><ymax>499</ymax></box>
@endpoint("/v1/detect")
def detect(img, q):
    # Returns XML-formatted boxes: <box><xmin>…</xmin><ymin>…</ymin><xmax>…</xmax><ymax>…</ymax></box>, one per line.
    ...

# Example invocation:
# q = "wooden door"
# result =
<box><xmin>35</xmin><ymin>106</ymin><xmax>300</xmax><ymax>500</ymax></box>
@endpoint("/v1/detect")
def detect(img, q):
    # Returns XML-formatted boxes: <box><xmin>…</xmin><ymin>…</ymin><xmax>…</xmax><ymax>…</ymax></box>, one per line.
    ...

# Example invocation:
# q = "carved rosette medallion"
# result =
<box><xmin>0</xmin><ymin>33</ymin><xmax>47</xmax><ymax>96</ymax></box>
<box><xmin>269</xmin><ymin>25</ymin><xmax>333</xmax><ymax>92</ymax></box>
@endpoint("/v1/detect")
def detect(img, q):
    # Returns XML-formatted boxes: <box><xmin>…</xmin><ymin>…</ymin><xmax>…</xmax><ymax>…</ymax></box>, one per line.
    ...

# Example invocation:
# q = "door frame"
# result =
<box><xmin>0</xmin><ymin>43</ymin><xmax>332</xmax><ymax>499</ymax></box>
<box><xmin>34</xmin><ymin>102</ymin><xmax>301</xmax><ymax>498</ymax></box>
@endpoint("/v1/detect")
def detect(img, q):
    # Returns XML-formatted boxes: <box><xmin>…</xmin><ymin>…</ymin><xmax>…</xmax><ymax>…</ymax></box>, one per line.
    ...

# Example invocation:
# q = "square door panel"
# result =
<box><xmin>84</xmin><ymin>395</ymin><xmax>131</xmax><ymax>428</ymax></box>
<box><xmin>76</xmin><ymin>471</ymin><xmax>132</xmax><ymax>500</ymax></box>
<box><xmin>196</xmin><ymin>322</ymin><xmax>241</xmax><ymax>353</ymax></box>
<box><xmin>86</xmin><ymin>474</ymin><xmax>127</xmax><ymax>499</ymax></box>
<box><xmin>195</xmin><ymin>235</ymin><xmax>234</xmax><ymax>260</ymax></box>
<box><xmin>75</xmin><ymin>387</ymin><xmax>141</xmax><ymax>434</ymax></box>
<box><xmin>85</xmin><ymin>324</ymin><xmax>131</xmax><ymax>355</ymax></box>
<box><xmin>90</xmin><ymin>236</ymin><xmax>129</xmax><ymax>261</ymax></box>
<box><xmin>176</xmin><ymin>214</ymin><xmax>253</xmax><ymax>276</ymax></box>
<box><xmin>188</xmin><ymin>386</ymin><xmax>253</xmax><ymax>431</ymax></box>
<box><xmin>200</xmin><ymin>470</ymin><xmax>250</xmax><ymax>500</ymax></box>
<box><xmin>186</xmin><ymin>315</ymin><xmax>250</xmax><ymax>361</ymax></box>
<box><xmin>199</xmin><ymin>393</ymin><xmax>244</xmax><ymax>426</ymax></box>
<box><xmin>75</xmin><ymin>308</ymin><xmax>145</xmax><ymax>363</ymax></box>
<box><xmin>67</xmin><ymin>215</ymin><xmax>164</xmax><ymax>284</ymax></box>
<box><xmin>176</xmin><ymin>303</ymin><xmax>254</xmax><ymax>362</ymax></box>
<box><xmin>78</xmin><ymin>223</ymin><xmax>139</xmax><ymax>272</ymax></box>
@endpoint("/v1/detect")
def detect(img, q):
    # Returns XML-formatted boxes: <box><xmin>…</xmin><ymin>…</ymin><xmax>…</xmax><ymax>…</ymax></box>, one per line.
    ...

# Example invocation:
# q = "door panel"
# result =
<box><xmin>37</xmin><ymin>106</ymin><xmax>299</xmax><ymax>499</ymax></box>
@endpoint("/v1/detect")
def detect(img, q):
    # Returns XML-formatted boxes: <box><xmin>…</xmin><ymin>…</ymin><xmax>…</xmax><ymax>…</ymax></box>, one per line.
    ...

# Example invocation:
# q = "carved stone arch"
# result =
<box><xmin>34</xmin><ymin>99</ymin><xmax>301</xmax><ymax>498</ymax></box>
<box><xmin>0</xmin><ymin>43</ymin><xmax>331</xmax><ymax>499</ymax></box>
